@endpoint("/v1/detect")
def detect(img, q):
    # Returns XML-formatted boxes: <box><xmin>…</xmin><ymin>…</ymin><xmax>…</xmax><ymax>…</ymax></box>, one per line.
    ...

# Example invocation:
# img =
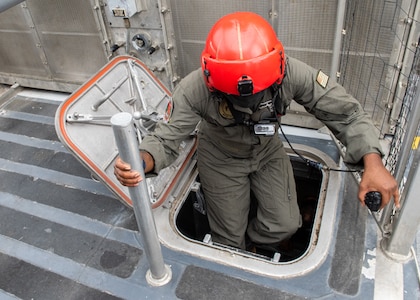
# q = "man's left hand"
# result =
<box><xmin>358</xmin><ymin>153</ymin><xmax>400</xmax><ymax>210</ymax></box>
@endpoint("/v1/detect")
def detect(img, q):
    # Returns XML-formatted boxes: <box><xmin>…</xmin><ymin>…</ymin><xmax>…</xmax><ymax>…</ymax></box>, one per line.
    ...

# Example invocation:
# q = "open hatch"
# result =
<box><xmin>175</xmin><ymin>155</ymin><xmax>323</xmax><ymax>262</ymax></box>
<box><xmin>56</xmin><ymin>56</ymin><xmax>342</xmax><ymax>277</ymax></box>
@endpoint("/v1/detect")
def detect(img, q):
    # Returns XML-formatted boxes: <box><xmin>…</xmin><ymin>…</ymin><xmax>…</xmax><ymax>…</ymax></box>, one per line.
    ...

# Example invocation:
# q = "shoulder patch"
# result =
<box><xmin>316</xmin><ymin>70</ymin><xmax>329</xmax><ymax>88</ymax></box>
<box><xmin>219</xmin><ymin>99</ymin><xmax>234</xmax><ymax>119</ymax></box>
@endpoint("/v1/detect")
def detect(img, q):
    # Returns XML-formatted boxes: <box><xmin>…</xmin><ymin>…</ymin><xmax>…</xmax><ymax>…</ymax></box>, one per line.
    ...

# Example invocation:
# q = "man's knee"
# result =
<box><xmin>282</xmin><ymin>214</ymin><xmax>302</xmax><ymax>239</ymax></box>
<box><xmin>247</xmin><ymin>213</ymin><xmax>302</xmax><ymax>245</ymax></box>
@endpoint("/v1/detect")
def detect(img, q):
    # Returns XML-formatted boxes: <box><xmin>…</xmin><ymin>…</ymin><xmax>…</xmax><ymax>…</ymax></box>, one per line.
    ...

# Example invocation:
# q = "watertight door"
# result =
<box><xmin>55</xmin><ymin>56</ymin><xmax>196</xmax><ymax>208</ymax></box>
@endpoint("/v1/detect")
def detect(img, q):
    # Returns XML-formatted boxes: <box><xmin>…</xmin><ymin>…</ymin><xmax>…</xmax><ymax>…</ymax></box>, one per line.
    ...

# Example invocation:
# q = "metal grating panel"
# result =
<box><xmin>276</xmin><ymin>0</ymin><xmax>337</xmax><ymax>71</ymax></box>
<box><xmin>170</xmin><ymin>1</ymin><xmax>271</xmax><ymax>78</ymax></box>
<box><xmin>386</xmin><ymin>41</ymin><xmax>420</xmax><ymax>177</ymax></box>
<box><xmin>339</xmin><ymin>0</ymin><xmax>414</xmax><ymax>136</ymax></box>
<box><xmin>169</xmin><ymin>0</ymin><xmax>338</xmax><ymax>78</ymax></box>
<box><xmin>26</xmin><ymin>0</ymin><xmax>108</xmax><ymax>82</ymax></box>
<box><xmin>0</xmin><ymin>7</ymin><xmax>48</xmax><ymax>76</ymax></box>
<box><xmin>0</xmin><ymin>0</ymin><xmax>108</xmax><ymax>91</ymax></box>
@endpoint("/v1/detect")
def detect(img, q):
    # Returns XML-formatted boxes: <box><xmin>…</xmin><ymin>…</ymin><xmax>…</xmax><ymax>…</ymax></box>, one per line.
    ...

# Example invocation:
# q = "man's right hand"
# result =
<box><xmin>114</xmin><ymin>151</ymin><xmax>155</xmax><ymax>186</ymax></box>
<box><xmin>114</xmin><ymin>157</ymin><xmax>142</xmax><ymax>187</ymax></box>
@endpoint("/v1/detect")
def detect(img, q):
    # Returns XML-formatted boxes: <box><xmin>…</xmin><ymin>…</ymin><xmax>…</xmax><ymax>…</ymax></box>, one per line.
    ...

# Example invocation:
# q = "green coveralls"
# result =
<box><xmin>140</xmin><ymin>56</ymin><xmax>383</xmax><ymax>249</ymax></box>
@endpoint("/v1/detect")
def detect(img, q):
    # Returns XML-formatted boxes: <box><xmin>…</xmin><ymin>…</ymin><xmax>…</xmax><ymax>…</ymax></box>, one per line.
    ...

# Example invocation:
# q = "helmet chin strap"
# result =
<box><xmin>232</xmin><ymin>103</ymin><xmax>253</xmax><ymax>115</ymax></box>
<box><xmin>224</xmin><ymin>90</ymin><xmax>264</xmax><ymax>109</ymax></box>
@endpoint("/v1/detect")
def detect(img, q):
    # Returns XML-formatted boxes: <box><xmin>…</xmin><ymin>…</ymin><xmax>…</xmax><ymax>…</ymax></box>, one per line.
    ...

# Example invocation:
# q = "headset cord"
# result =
<box><xmin>278</xmin><ymin>123</ymin><xmax>359</xmax><ymax>173</ymax></box>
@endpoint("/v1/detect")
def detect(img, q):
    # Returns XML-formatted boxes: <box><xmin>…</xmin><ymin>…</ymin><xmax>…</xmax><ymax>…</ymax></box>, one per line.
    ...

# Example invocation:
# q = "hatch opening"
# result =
<box><xmin>175</xmin><ymin>155</ymin><xmax>323</xmax><ymax>262</ymax></box>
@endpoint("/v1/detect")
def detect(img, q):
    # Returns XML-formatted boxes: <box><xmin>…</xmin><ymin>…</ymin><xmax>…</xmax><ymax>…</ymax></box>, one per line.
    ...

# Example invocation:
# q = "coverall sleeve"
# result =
<box><xmin>139</xmin><ymin>69</ymin><xmax>207</xmax><ymax>172</ymax></box>
<box><xmin>283</xmin><ymin>57</ymin><xmax>384</xmax><ymax>165</ymax></box>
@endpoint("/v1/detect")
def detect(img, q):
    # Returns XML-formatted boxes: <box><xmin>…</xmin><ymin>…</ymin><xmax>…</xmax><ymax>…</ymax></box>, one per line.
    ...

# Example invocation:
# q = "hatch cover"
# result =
<box><xmin>55</xmin><ymin>56</ymin><xmax>196</xmax><ymax>208</ymax></box>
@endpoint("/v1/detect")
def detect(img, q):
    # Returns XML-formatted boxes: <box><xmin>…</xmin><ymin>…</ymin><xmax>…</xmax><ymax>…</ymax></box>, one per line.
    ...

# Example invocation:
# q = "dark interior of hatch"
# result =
<box><xmin>175</xmin><ymin>156</ymin><xmax>322</xmax><ymax>262</ymax></box>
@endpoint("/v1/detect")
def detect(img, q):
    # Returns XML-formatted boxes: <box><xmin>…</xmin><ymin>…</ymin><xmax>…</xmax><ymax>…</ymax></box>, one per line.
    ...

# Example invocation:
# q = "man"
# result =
<box><xmin>114</xmin><ymin>12</ymin><xmax>400</xmax><ymax>250</ymax></box>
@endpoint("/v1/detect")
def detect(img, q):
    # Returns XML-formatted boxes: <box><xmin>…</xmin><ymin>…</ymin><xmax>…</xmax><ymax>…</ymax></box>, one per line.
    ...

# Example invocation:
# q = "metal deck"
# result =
<box><xmin>0</xmin><ymin>86</ymin><xmax>418</xmax><ymax>299</ymax></box>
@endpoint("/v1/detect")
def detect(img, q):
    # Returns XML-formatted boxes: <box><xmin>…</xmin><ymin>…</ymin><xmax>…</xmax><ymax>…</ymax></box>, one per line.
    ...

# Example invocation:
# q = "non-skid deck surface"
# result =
<box><xmin>0</xmin><ymin>88</ymin><xmax>379</xmax><ymax>300</ymax></box>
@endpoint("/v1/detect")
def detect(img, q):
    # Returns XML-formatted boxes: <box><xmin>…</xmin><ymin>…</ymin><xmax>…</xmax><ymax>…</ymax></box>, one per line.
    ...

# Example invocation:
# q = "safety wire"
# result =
<box><xmin>278</xmin><ymin>123</ymin><xmax>420</xmax><ymax>287</ymax></box>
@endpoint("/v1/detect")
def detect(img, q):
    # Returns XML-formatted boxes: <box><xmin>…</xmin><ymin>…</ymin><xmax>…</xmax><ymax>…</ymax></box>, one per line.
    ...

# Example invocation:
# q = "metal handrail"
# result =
<box><xmin>111</xmin><ymin>112</ymin><xmax>172</xmax><ymax>286</ymax></box>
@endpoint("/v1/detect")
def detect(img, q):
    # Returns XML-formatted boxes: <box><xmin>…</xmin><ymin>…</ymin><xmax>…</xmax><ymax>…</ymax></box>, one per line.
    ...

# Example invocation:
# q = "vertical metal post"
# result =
<box><xmin>381</xmin><ymin>75</ymin><xmax>420</xmax><ymax>229</ymax></box>
<box><xmin>111</xmin><ymin>112</ymin><xmax>171</xmax><ymax>286</ymax></box>
<box><xmin>381</xmin><ymin>76</ymin><xmax>420</xmax><ymax>259</ymax></box>
<box><xmin>330</xmin><ymin>0</ymin><xmax>347</xmax><ymax>81</ymax></box>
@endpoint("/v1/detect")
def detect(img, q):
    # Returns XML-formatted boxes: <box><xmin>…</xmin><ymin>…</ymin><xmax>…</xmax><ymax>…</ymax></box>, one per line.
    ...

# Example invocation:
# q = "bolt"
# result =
<box><xmin>172</xmin><ymin>76</ymin><xmax>179</xmax><ymax>83</ymax></box>
<box><xmin>404</xmin><ymin>18</ymin><xmax>413</xmax><ymax>25</ymax></box>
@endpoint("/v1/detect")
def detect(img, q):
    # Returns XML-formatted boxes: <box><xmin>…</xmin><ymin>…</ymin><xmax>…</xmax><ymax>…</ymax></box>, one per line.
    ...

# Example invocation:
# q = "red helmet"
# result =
<box><xmin>201</xmin><ymin>12</ymin><xmax>286</xmax><ymax>96</ymax></box>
